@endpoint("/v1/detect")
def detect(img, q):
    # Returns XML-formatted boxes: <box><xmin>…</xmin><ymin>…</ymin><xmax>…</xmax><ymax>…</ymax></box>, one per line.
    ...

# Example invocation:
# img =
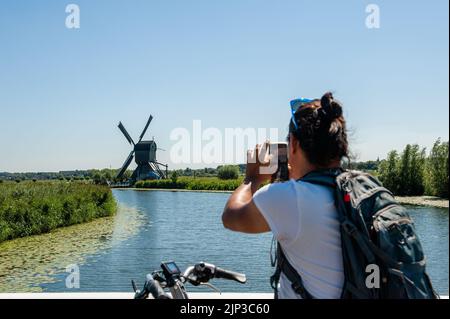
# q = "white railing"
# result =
<box><xmin>0</xmin><ymin>293</ymin><xmax>447</xmax><ymax>299</ymax></box>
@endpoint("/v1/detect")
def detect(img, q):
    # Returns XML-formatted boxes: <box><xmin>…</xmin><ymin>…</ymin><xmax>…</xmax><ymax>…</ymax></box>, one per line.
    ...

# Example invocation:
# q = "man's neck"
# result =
<box><xmin>293</xmin><ymin>160</ymin><xmax>341</xmax><ymax>180</ymax></box>
<box><xmin>296</xmin><ymin>162</ymin><xmax>317</xmax><ymax>179</ymax></box>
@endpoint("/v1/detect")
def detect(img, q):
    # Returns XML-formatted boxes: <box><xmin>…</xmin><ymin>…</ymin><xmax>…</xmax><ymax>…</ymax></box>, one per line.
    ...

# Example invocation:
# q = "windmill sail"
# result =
<box><xmin>118</xmin><ymin>122</ymin><xmax>135</xmax><ymax>145</ymax></box>
<box><xmin>138</xmin><ymin>115</ymin><xmax>153</xmax><ymax>142</ymax></box>
<box><xmin>116</xmin><ymin>151</ymin><xmax>134</xmax><ymax>179</ymax></box>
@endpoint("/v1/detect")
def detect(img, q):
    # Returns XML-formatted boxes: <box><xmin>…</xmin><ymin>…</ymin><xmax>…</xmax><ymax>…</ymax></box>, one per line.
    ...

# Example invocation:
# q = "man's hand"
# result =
<box><xmin>245</xmin><ymin>141</ymin><xmax>274</xmax><ymax>184</ymax></box>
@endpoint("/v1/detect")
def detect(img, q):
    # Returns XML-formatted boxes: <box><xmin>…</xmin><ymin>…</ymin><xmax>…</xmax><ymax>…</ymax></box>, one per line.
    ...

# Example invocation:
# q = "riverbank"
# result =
<box><xmin>134</xmin><ymin>177</ymin><xmax>243</xmax><ymax>191</ymax></box>
<box><xmin>395</xmin><ymin>196</ymin><xmax>449</xmax><ymax>209</ymax></box>
<box><xmin>117</xmin><ymin>187</ymin><xmax>234</xmax><ymax>193</ymax></box>
<box><xmin>0</xmin><ymin>181</ymin><xmax>117</xmax><ymax>243</ymax></box>
<box><xmin>121</xmin><ymin>185</ymin><xmax>449</xmax><ymax>209</ymax></box>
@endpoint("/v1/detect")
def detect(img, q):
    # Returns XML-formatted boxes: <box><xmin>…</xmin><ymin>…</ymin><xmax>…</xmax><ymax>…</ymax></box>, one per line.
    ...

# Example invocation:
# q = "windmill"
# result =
<box><xmin>116</xmin><ymin>115</ymin><xmax>168</xmax><ymax>182</ymax></box>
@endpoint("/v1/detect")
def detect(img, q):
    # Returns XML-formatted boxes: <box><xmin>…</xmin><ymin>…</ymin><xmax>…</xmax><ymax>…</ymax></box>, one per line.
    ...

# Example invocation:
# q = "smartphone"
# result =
<box><xmin>269</xmin><ymin>142</ymin><xmax>289</xmax><ymax>182</ymax></box>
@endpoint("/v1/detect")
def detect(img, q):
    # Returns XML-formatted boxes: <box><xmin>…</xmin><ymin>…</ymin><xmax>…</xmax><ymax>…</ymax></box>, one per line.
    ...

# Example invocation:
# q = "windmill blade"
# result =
<box><xmin>138</xmin><ymin>115</ymin><xmax>153</xmax><ymax>142</ymax></box>
<box><xmin>116</xmin><ymin>151</ymin><xmax>134</xmax><ymax>179</ymax></box>
<box><xmin>118</xmin><ymin>122</ymin><xmax>135</xmax><ymax>145</ymax></box>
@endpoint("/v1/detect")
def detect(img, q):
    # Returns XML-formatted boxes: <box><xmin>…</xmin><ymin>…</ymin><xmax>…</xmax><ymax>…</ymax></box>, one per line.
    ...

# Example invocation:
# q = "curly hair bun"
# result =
<box><xmin>288</xmin><ymin>91</ymin><xmax>348</xmax><ymax>167</ymax></box>
<box><xmin>320</xmin><ymin>92</ymin><xmax>343</xmax><ymax>120</ymax></box>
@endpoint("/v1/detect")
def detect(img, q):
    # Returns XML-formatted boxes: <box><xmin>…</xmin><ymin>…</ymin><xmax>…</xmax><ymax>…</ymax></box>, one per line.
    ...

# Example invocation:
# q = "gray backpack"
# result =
<box><xmin>270</xmin><ymin>168</ymin><xmax>438</xmax><ymax>299</ymax></box>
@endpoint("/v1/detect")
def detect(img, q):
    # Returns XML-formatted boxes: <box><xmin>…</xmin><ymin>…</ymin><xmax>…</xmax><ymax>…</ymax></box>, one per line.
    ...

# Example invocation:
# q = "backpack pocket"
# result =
<box><xmin>375</xmin><ymin>207</ymin><xmax>437</xmax><ymax>299</ymax></box>
<box><xmin>386</xmin><ymin>268</ymin><xmax>429</xmax><ymax>299</ymax></box>
<box><xmin>387</xmin><ymin>219</ymin><xmax>423</xmax><ymax>263</ymax></box>
<box><xmin>375</xmin><ymin>206</ymin><xmax>424</xmax><ymax>264</ymax></box>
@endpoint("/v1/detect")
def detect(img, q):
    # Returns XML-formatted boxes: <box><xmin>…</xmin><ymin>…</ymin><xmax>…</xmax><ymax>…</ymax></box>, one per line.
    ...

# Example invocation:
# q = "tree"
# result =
<box><xmin>378</xmin><ymin>150</ymin><xmax>400</xmax><ymax>194</ymax></box>
<box><xmin>92</xmin><ymin>172</ymin><xmax>102</xmax><ymax>185</ymax></box>
<box><xmin>397</xmin><ymin>144</ymin><xmax>412</xmax><ymax>195</ymax></box>
<box><xmin>408</xmin><ymin>145</ymin><xmax>426</xmax><ymax>196</ymax></box>
<box><xmin>424</xmin><ymin>139</ymin><xmax>449</xmax><ymax>198</ymax></box>
<box><xmin>379</xmin><ymin>139</ymin><xmax>448</xmax><ymax>198</ymax></box>
<box><xmin>184</xmin><ymin>168</ymin><xmax>192</xmax><ymax>176</ymax></box>
<box><xmin>171</xmin><ymin>171</ymin><xmax>179</xmax><ymax>184</ymax></box>
<box><xmin>218</xmin><ymin>165</ymin><xmax>239</xmax><ymax>180</ymax></box>
<box><xmin>101</xmin><ymin>169</ymin><xmax>113</xmax><ymax>182</ymax></box>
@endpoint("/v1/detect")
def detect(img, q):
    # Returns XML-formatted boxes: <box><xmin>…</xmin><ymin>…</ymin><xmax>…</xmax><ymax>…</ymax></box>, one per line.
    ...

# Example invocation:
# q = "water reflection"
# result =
<box><xmin>0</xmin><ymin>190</ymin><xmax>447</xmax><ymax>295</ymax></box>
<box><xmin>0</xmin><ymin>205</ymin><xmax>144</xmax><ymax>292</ymax></box>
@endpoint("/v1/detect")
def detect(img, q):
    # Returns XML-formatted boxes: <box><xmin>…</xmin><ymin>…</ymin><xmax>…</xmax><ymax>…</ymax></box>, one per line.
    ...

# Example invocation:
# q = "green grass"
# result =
<box><xmin>0</xmin><ymin>181</ymin><xmax>117</xmax><ymax>243</ymax></box>
<box><xmin>135</xmin><ymin>176</ymin><xmax>244</xmax><ymax>191</ymax></box>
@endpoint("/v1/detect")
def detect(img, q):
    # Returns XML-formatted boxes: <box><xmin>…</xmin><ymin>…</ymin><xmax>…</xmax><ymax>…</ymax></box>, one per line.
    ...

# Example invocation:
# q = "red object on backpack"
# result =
<box><xmin>344</xmin><ymin>193</ymin><xmax>351</xmax><ymax>202</ymax></box>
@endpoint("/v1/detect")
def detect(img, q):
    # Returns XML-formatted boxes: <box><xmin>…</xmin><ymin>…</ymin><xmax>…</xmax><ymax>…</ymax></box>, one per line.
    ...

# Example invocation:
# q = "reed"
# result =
<box><xmin>0</xmin><ymin>181</ymin><xmax>117</xmax><ymax>243</ymax></box>
<box><xmin>135</xmin><ymin>177</ymin><xmax>243</xmax><ymax>191</ymax></box>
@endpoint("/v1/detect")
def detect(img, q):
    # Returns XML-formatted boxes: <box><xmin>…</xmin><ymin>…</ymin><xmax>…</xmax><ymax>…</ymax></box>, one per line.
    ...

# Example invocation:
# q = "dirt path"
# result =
<box><xmin>395</xmin><ymin>196</ymin><xmax>449</xmax><ymax>209</ymax></box>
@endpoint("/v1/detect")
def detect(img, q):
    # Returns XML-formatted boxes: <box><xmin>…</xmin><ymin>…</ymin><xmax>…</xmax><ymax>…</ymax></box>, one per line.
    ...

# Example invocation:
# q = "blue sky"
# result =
<box><xmin>0</xmin><ymin>0</ymin><xmax>448</xmax><ymax>172</ymax></box>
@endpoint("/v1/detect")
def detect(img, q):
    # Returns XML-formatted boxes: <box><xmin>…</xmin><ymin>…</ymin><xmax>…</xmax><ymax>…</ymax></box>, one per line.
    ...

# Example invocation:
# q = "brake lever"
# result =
<box><xmin>200</xmin><ymin>282</ymin><xmax>221</xmax><ymax>294</ymax></box>
<box><xmin>131</xmin><ymin>279</ymin><xmax>138</xmax><ymax>292</ymax></box>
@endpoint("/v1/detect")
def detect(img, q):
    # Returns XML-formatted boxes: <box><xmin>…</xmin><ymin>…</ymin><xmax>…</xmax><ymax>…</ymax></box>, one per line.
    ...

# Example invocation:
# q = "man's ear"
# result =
<box><xmin>289</xmin><ymin>134</ymin><xmax>300</xmax><ymax>154</ymax></box>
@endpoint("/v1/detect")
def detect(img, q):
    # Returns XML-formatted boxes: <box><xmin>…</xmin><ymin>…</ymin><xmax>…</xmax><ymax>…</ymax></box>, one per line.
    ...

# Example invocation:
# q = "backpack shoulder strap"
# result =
<box><xmin>298</xmin><ymin>167</ymin><xmax>343</xmax><ymax>188</ymax></box>
<box><xmin>275</xmin><ymin>242</ymin><xmax>314</xmax><ymax>299</ymax></box>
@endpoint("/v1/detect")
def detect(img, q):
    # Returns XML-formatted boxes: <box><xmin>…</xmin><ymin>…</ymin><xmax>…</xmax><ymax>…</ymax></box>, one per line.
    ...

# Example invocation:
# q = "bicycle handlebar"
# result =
<box><xmin>184</xmin><ymin>262</ymin><xmax>247</xmax><ymax>285</ymax></box>
<box><xmin>214</xmin><ymin>267</ymin><xmax>247</xmax><ymax>284</ymax></box>
<box><xmin>133</xmin><ymin>261</ymin><xmax>246</xmax><ymax>299</ymax></box>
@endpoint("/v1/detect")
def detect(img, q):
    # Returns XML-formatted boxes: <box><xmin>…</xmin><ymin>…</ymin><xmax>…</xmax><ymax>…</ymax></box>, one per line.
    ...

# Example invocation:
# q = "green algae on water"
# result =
<box><xmin>0</xmin><ymin>205</ymin><xmax>144</xmax><ymax>292</ymax></box>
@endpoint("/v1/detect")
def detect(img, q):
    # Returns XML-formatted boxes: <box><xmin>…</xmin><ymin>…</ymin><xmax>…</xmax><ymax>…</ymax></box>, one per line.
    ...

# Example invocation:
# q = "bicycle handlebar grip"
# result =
<box><xmin>146</xmin><ymin>276</ymin><xmax>169</xmax><ymax>299</ymax></box>
<box><xmin>214</xmin><ymin>267</ymin><xmax>247</xmax><ymax>284</ymax></box>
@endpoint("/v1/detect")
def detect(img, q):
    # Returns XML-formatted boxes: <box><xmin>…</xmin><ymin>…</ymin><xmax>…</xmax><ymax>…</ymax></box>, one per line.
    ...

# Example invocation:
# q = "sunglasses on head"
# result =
<box><xmin>290</xmin><ymin>98</ymin><xmax>315</xmax><ymax>131</ymax></box>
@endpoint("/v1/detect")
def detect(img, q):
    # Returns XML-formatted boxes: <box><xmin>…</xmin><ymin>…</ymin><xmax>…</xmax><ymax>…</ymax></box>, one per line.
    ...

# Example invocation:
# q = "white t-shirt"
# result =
<box><xmin>253</xmin><ymin>179</ymin><xmax>344</xmax><ymax>299</ymax></box>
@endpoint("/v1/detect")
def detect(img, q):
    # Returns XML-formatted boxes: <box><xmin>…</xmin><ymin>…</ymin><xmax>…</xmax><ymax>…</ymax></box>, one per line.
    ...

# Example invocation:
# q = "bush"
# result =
<box><xmin>217</xmin><ymin>165</ymin><xmax>240</xmax><ymax>180</ymax></box>
<box><xmin>171</xmin><ymin>171</ymin><xmax>179</xmax><ymax>184</ymax></box>
<box><xmin>135</xmin><ymin>177</ymin><xmax>243</xmax><ymax>191</ymax></box>
<box><xmin>0</xmin><ymin>181</ymin><xmax>117</xmax><ymax>243</ymax></box>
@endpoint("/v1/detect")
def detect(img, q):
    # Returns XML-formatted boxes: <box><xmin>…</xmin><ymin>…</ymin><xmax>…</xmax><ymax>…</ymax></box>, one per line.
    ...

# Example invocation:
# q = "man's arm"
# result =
<box><xmin>222</xmin><ymin>178</ymin><xmax>270</xmax><ymax>233</ymax></box>
<box><xmin>222</xmin><ymin>143</ymin><xmax>273</xmax><ymax>234</ymax></box>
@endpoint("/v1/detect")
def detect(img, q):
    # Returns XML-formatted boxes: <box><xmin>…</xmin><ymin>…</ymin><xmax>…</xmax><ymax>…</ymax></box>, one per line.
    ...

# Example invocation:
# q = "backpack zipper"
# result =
<box><xmin>372</xmin><ymin>204</ymin><xmax>404</xmax><ymax>231</ymax></box>
<box><xmin>353</xmin><ymin>187</ymin><xmax>394</xmax><ymax>208</ymax></box>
